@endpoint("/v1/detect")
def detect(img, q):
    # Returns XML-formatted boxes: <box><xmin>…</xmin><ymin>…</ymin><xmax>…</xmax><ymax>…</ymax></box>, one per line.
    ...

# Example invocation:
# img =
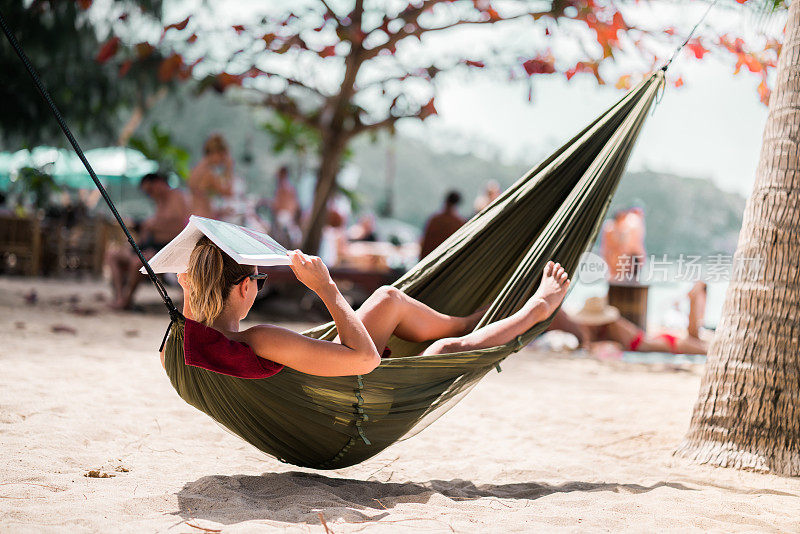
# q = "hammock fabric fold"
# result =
<box><xmin>163</xmin><ymin>70</ymin><xmax>666</xmax><ymax>469</ymax></box>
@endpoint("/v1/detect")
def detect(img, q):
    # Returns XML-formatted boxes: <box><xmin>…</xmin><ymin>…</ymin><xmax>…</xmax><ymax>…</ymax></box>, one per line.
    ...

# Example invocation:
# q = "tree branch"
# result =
<box><xmin>351</xmin><ymin>94</ymin><xmax>434</xmax><ymax>136</ymax></box>
<box><xmin>262</xmin><ymin>92</ymin><xmax>320</xmax><ymax>130</ymax></box>
<box><xmin>363</xmin><ymin>10</ymin><xmax>542</xmax><ymax>59</ymax></box>
<box><xmin>253</xmin><ymin>68</ymin><xmax>329</xmax><ymax>99</ymax></box>
<box><xmin>318</xmin><ymin>0</ymin><xmax>341</xmax><ymax>22</ymax></box>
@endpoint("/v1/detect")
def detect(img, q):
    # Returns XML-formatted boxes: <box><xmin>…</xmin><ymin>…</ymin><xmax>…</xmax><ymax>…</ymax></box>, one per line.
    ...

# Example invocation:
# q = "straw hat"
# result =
<box><xmin>573</xmin><ymin>296</ymin><xmax>621</xmax><ymax>326</ymax></box>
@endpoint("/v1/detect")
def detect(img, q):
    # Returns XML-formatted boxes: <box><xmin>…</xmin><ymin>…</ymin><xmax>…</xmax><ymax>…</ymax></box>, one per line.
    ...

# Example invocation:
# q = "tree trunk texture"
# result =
<box><xmin>301</xmin><ymin>135</ymin><xmax>348</xmax><ymax>254</ymax></box>
<box><xmin>675</xmin><ymin>0</ymin><xmax>800</xmax><ymax>475</ymax></box>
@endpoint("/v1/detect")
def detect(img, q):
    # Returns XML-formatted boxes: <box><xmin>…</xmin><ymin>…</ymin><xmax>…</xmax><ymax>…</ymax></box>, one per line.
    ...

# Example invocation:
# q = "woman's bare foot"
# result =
<box><xmin>529</xmin><ymin>261</ymin><xmax>571</xmax><ymax>317</ymax></box>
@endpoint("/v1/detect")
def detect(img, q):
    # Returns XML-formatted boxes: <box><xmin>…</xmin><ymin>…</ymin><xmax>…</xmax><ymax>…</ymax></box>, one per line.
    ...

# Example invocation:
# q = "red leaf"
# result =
<box><xmin>244</xmin><ymin>67</ymin><xmax>264</xmax><ymax>78</ymax></box>
<box><xmin>214</xmin><ymin>72</ymin><xmax>244</xmax><ymax>92</ymax></box>
<box><xmin>95</xmin><ymin>37</ymin><xmax>120</xmax><ymax>63</ymax></box>
<box><xmin>734</xmin><ymin>53</ymin><xmax>763</xmax><ymax>74</ymax></box>
<box><xmin>187</xmin><ymin>33</ymin><xmax>198</xmax><ymax>44</ymax></box>
<box><xmin>686</xmin><ymin>38</ymin><xmax>709</xmax><ymax>59</ymax></box>
<box><xmin>465</xmin><ymin>60</ymin><xmax>485</xmax><ymax>68</ymax></box>
<box><xmin>164</xmin><ymin>16</ymin><xmax>190</xmax><ymax>33</ymax></box>
<box><xmin>485</xmin><ymin>7</ymin><xmax>501</xmax><ymax>21</ymax></box>
<box><xmin>522</xmin><ymin>55</ymin><xmax>555</xmax><ymax>76</ymax></box>
<box><xmin>158</xmin><ymin>54</ymin><xmax>184</xmax><ymax>83</ymax></box>
<box><xmin>584</xmin><ymin>10</ymin><xmax>627</xmax><ymax>51</ymax></box>
<box><xmin>77</xmin><ymin>0</ymin><xmax>92</xmax><ymax>9</ymax></box>
<box><xmin>262</xmin><ymin>33</ymin><xmax>276</xmax><ymax>46</ymax></box>
<box><xmin>673</xmin><ymin>77</ymin><xmax>684</xmax><ymax>88</ymax></box>
<box><xmin>420</xmin><ymin>98</ymin><xmax>437</xmax><ymax>119</ymax></box>
<box><xmin>757</xmin><ymin>79</ymin><xmax>770</xmax><ymax>105</ymax></box>
<box><xmin>565</xmin><ymin>61</ymin><xmax>604</xmax><ymax>85</ymax></box>
<box><xmin>319</xmin><ymin>45</ymin><xmax>336</xmax><ymax>58</ymax></box>
<box><xmin>232</xmin><ymin>24</ymin><xmax>246</xmax><ymax>34</ymax></box>
<box><xmin>134</xmin><ymin>42</ymin><xmax>155</xmax><ymax>59</ymax></box>
<box><xmin>119</xmin><ymin>59</ymin><xmax>132</xmax><ymax>77</ymax></box>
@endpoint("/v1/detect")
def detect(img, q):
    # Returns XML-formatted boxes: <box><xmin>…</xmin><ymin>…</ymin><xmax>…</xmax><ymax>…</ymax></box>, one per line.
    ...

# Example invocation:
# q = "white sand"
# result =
<box><xmin>2</xmin><ymin>276</ymin><xmax>799</xmax><ymax>533</ymax></box>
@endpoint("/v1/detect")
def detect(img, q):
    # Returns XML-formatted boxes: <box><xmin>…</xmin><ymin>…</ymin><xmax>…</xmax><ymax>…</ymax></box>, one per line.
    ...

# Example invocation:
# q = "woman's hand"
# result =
<box><xmin>288</xmin><ymin>250</ymin><xmax>335</xmax><ymax>296</ymax></box>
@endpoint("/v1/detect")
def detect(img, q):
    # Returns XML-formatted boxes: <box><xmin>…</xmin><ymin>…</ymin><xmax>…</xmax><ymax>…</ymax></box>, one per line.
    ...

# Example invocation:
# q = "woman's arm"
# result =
<box><xmin>243</xmin><ymin>250</ymin><xmax>380</xmax><ymax>376</ymax></box>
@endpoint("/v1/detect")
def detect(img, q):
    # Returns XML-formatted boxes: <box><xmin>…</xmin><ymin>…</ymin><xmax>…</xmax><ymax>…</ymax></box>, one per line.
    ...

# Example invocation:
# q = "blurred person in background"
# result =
<box><xmin>621</xmin><ymin>206</ymin><xmax>646</xmax><ymax>277</ymax></box>
<box><xmin>349</xmin><ymin>212</ymin><xmax>378</xmax><ymax>242</ymax></box>
<box><xmin>105</xmin><ymin>173</ymin><xmax>189</xmax><ymax>310</ymax></box>
<box><xmin>318</xmin><ymin>203</ymin><xmax>348</xmax><ymax>267</ymax></box>
<box><xmin>600</xmin><ymin>209</ymin><xmax>627</xmax><ymax>280</ymax></box>
<box><xmin>265</xmin><ymin>165</ymin><xmax>302</xmax><ymax>248</ymax></box>
<box><xmin>419</xmin><ymin>190</ymin><xmax>465</xmax><ymax>260</ymax></box>
<box><xmin>473</xmin><ymin>179</ymin><xmax>502</xmax><ymax>214</ymax></box>
<box><xmin>600</xmin><ymin>207</ymin><xmax>647</xmax><ymax>281</ymax></box>
<box><xmin>189</xmin><ymin>133</ymin><xmax>233</xmax><ymax>218</ymax></box>
<box><xmin>566</xmin><ymin>283</ymin><xmax>708</xmax><ymax>355</ymax></box>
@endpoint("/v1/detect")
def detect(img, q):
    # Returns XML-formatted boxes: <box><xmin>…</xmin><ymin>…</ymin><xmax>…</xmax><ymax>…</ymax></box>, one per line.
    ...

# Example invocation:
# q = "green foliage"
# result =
<box><xmin>129</xmin><ymin>124</ymin><xmax>191</xmax><ymax>180</ymax></box>
<box><xmin>261</xmin><ymin>112</ymin><xmax>353</xmax><ymax>166</ymax></box>
<box><xmin>10</xmin><ymin>166</ymin><xmax>61</xmax><ymax>211</ymax></box>
<box><xmin>261</xmin><ymin>112</ymin><xmax>320</xmax><ymax>158</ymax></box>
<box><xmin>0</xmin><ymin>1</ymin><xmax>164</xmax><ymax>149</ymax></box>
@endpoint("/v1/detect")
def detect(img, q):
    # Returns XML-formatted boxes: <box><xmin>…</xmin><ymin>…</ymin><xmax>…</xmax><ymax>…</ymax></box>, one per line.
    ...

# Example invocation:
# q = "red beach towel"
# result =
<box><xmin>183</xmin><ymin>318</ymin><xmax>283</xmax><ymax>379</ymax></box>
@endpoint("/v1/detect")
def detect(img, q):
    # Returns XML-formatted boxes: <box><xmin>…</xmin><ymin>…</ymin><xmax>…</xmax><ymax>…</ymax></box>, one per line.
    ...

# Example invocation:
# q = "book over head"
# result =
<box><xmin>141</xmin><ymin>215</ymin><xmax>291</xmax><ymax>274</ymax></box>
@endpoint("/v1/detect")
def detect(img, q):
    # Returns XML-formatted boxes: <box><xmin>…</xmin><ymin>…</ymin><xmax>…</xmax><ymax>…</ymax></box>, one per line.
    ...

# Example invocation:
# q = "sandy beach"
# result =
<box><xmin>2</xmin><ymin>276</ymin><xmax>799</xmax><ymax>533</ymax></box>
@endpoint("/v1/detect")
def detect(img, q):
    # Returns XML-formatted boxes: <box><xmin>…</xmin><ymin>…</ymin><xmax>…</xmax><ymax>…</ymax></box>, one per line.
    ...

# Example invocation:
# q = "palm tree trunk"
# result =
<box><xmin>676</xmin><ymin>0</ymin><xmax>800</xmax><ymax>474</ymax></box>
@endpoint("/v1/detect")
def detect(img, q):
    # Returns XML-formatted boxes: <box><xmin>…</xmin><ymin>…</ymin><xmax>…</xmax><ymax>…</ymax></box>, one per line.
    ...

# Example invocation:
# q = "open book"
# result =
<box><xmin>141</xmin><ymin>215</ymin><xmax>291</xmax><ymax>274</ymax></box>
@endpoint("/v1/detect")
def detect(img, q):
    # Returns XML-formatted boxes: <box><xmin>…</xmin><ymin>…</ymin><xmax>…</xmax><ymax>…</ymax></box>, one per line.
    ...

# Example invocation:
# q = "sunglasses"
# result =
<box><xmin>234</xmin><ymin>272</ymin><xmax>268</xmax><ymax>291</ymax></box>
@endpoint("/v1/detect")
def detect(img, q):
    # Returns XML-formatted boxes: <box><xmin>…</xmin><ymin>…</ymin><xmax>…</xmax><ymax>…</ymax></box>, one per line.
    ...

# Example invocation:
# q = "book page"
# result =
<box><xmin>143</xmin><ymin>216</ymin><xmax>291</xmax><ymax>274</ymax></box>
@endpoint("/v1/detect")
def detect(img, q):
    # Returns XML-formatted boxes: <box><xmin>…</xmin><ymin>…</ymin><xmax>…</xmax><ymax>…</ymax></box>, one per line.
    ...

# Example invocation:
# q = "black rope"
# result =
<box><xmin>0</xmin><ymin>8</ymin><xmax>180</xmax><ymax>320</ymax></box>
<box><xmin>661</xmin><ymin>0</ymin><xmax>720</xmax><ymax>72</ymax></box>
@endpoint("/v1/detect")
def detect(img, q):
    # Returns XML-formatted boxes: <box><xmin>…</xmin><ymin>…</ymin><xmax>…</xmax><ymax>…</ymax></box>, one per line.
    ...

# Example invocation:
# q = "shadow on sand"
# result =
<box><xmin>174</xmin><ymin>471</ymin><xmax>696</xmax><ymax>526</ymax></box>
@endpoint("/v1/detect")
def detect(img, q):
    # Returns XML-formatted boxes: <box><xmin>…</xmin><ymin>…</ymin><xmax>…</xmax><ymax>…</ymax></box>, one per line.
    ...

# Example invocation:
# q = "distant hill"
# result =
<box><xmin>607</xmin><ymin>170</ymin><xmax>745</xmax><ymax>256</ymax></box>
<box><xmin>136</xmin><ymin>89</ymin><xmax>746</xmax><ymax>257</ymax></box>
<box><xmin>351</xmin><ymin>136</ymin><xmax>746</xmax><ymax>256</ymax></box>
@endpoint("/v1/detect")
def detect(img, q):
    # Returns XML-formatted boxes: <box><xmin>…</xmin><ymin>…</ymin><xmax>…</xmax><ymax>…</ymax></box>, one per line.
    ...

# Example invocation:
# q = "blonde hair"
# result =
<box><xmin>186</xmin><ymin>237</ymin><xmax>254</xmax><ymax>325</ymax></box>
<box><xmin>203</xmin><ymin>133</ymin><xmax>229</xmax><ymax>156</ymax></box>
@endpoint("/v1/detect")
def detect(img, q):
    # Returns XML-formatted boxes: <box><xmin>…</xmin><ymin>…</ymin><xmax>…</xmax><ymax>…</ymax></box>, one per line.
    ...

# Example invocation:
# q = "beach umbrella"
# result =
<box><xmin>0</xmin><ymin>146</ymin><xmax>157</xmax><ymax>189</ymax></box>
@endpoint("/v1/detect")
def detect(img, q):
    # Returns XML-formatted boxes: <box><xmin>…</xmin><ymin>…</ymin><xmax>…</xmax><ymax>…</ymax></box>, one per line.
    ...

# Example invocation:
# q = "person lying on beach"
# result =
<box><xmin>162</xmin><ymin>237</ymin><xmax>571</xmax><ymax>376</ymax></box>
<box><xmin>559</xmin><ymin>282</ymin><xmax>708</xmax><ymax>355</ymax></box>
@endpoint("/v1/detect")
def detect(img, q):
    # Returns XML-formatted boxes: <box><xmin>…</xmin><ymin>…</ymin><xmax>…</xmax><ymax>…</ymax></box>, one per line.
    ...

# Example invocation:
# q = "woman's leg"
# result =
<box><xmin>421</xmin><ymin>262</ymin><xmax>570</xmax><ymax>355</ymax></box>
<box><xmin>687</xmin><ymin>281</ymin><xmax>707</xmax><ymax>339</ymax></box>
<box><xmin>333</xmin><ymin>286</ymin><xmax>488</xmax><ymax>352</ymax></box>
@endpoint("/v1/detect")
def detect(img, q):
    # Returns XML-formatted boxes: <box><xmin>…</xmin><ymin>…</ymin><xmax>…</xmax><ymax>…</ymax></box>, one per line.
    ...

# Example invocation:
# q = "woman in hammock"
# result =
<box><xmin>167</xmin><ymin>236</ymin><xmax>570</xmax><ymax>376</ymax></box>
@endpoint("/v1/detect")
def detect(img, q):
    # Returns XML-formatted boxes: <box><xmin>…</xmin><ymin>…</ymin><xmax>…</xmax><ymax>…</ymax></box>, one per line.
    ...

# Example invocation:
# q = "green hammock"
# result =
<box><xmin>161</xmin><ymin>70</ymin><xmax>666</xmax><ymax>469</ymax></box>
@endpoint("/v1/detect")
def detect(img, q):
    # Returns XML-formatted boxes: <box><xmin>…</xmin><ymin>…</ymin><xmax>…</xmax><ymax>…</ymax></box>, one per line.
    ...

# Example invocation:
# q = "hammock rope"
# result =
<box><xmin>0</xmin><ymin>9</ymin><xmax>180</xmax><ymax>324</ymax></box>
<box><xmin>661</xmin><ymin>0</ymin><xmax>721</xmax><ymax>71</ymax></box>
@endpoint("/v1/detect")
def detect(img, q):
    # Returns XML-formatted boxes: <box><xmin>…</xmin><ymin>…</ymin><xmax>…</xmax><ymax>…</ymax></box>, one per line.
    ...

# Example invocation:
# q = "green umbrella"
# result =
<box><xmin>0</xmin><ymin>146</ymin><xmax>157</xmax><ymax>190</ymax></box>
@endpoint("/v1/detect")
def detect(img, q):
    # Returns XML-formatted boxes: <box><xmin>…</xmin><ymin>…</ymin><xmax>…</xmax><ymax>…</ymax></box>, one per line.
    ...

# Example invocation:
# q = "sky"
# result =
<box><xmin>396</xmin><ymin>1</ymin><xmax>783</xmax><ymax>197</ymax></box>
<box><xmin>161</xmin><ymin>0</ymin><xmax>785</xmax><ymax>197</ymax></box>
<box><xmin>408</xmin><ymin>53</ymin><xmax>771</xmax><ymax>197</ymax></box>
